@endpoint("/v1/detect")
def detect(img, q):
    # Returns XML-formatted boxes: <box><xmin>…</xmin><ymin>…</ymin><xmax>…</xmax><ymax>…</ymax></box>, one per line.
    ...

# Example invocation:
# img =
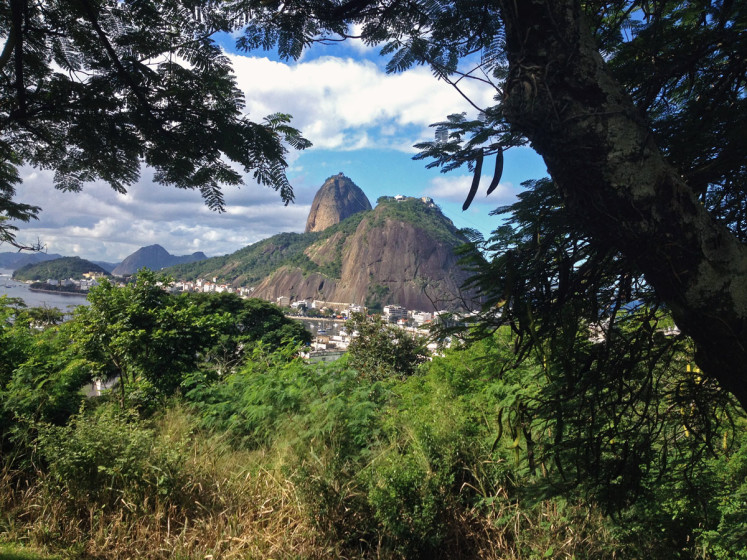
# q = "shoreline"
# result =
<box><xmin>28</xmin><ymin>287</ymin><xmax>88</xmax><ymax>298</ymax></box>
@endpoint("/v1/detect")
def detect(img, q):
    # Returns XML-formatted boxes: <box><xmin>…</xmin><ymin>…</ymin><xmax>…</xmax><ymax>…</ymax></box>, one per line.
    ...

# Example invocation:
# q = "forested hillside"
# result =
<box><xmin>12</xmin><ymin>257</ymin><xmax>110</xmax><ymax>281</ymax></box>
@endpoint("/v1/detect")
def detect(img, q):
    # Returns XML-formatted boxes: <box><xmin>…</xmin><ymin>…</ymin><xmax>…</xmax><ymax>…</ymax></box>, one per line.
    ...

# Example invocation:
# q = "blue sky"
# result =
<box><xmin>12</xmin><ymin>32</ymin><xmax>547</xmax><ymax>262</ymax></box>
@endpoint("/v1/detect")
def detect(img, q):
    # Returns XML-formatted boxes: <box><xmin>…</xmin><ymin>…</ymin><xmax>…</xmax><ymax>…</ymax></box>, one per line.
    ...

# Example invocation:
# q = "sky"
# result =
<box><xmin>11</xmin><ymin>33</ymin><xmax>547</xmax><ymax>263</ymax></box>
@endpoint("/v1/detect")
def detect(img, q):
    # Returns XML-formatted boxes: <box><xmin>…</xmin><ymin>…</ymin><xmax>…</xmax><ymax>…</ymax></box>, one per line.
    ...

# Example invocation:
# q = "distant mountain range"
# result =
<box><xmin>167</xmin><ymin>174</ymin><xmax>479</xmax><ymax>311</ymax></box>
<box><xmin>0</xmin><ymin>251</ymin><xmax>63</xmax><ymax>270</ymax></box>
<box><xmin>112</xmin><ymin>244</ymin><xmax>207</xmax><ymax>276</ymax></box>
<box><xmin>2</xmin><ymin>245</ymin><xmax>206</xmax><ymax>277</ymax></box>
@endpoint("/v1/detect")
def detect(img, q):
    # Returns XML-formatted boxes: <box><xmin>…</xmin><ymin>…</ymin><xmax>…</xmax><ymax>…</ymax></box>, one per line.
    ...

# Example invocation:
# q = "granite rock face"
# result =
<box><xmin>305</xmin><ymin>173</ymin><xmax>372</xmax><ymax>233</ymax></box>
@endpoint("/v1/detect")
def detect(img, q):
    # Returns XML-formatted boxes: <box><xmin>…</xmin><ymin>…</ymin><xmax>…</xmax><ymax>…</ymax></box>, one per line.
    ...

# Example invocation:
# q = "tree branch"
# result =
<box><xmin>78</xmin><ymin>0</ymin><xmax>161</xmax><ymax>128</ymax></box>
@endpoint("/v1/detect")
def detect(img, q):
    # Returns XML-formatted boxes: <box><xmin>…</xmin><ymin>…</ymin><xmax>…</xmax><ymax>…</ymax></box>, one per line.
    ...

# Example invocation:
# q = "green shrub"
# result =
<box><xmin>36</xmin><ymin>402</ymin><xmax>188</xmax><ymax>509</ymax></box>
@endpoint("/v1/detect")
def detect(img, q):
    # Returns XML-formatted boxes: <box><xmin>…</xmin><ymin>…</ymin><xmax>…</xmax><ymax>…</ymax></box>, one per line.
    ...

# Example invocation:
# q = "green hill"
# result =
<box><xmin>167</xmin><ymin>211</ymin><xmax>367</xmax><ymax>285</ymax></box>
<box><xmin>12</xmin><ymin>256</ymin><xmax>111</xmax><ymax>282</ymax></box>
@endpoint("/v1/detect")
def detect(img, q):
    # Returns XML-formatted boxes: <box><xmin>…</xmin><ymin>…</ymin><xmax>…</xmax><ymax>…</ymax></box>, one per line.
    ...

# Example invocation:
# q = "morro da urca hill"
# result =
<box><xmin>253</xmin><ymin>196</ymin><xmax>474</xmax><ymax>310</ymax></box>
<box><xmin>167</xmin><ymin>175</ymin><xmax>477</xmax><ymax>311</ymax></box>
<box><xmin>305</xmin><ymin>173</ymin><xmax>372</xmax><ymax>233</ymax></box>
<box><xmin>112</xmin><ymin>244</ymin><xmax>207</xmax><ymax>276</ymax></box>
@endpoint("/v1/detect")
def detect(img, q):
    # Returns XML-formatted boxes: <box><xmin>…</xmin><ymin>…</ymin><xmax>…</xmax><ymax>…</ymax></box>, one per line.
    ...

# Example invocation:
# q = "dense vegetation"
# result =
<box><xmin>372</xmin><ymin>198</ymin><xmax>463</xmax><ymax>246</ymax></box>
<box><xmin>1</xmin><ymin>274</ymin><xmax>744</xmax><ymax>559</ymax></box>
<box><xmin>12</xmin><ymin>257</ymin><xmax>110</xmax><ymax>282</ymax></box>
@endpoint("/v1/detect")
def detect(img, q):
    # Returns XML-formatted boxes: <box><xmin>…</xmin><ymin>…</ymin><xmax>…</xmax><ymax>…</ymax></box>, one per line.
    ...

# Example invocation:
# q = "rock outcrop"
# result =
<box><xmin>305</xmin><ymin>173</ymin><xmax>372</xmax><ymax>233</ymax></box>
<box><xmin>251</xmin><ymin>197</ymin><xmax>477</xmax><ymax>311</ymax></box>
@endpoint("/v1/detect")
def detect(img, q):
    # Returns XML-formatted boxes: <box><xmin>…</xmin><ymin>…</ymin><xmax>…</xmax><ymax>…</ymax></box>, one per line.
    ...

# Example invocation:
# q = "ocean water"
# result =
<box><xmin>0</xmin><ymin>269</ymin><xmax>89</xmax><ymax>312</ymax></box>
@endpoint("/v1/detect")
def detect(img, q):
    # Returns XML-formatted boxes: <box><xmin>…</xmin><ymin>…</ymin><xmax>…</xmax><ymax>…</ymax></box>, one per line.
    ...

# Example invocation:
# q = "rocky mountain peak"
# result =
<box><xmin>305</xmin><ymin>173</ymin><xmax>372</xmax><ymax>233</ymax></box>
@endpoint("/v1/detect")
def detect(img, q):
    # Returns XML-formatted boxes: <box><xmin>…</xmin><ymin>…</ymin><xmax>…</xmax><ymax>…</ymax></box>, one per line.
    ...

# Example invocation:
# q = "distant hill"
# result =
<box><xmin>13</xmin><ymin>256</ymin><xmax>111</xmax><ymax>281</ymax></box>
<box><xmin>112</xmin><ymin>244</ymin><xmax>207</xmax><ymax>276</ymax></box>
<box><xmin>0</xmin><ymin>251</ymin><xmax>63</xmax><ymax>270</ymax></box>
<box><xmin>91</xmin><ymin>260</ymin><xmax>119</xmax><ymax>273</ymax></box>
<box><xmin>168</xmin><ymin>175</ymin><xmax>478</xmax><ymax>312</ymax></box>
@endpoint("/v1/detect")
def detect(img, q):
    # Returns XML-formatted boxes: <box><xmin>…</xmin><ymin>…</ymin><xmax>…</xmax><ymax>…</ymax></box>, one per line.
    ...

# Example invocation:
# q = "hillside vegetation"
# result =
<box><xmin>0</xmin><ymin>274</ymin><xmax>745</xmax><ymax>559</ymax></box>
<box><xmin>167</xmin><ymin>200</ymin><xmax>460</xmax><ymax>287</ymax></box>
<box><xmin>12</xmin><ymin>257</ymin><xmax>110</xmax><ymax>281</ymax></box>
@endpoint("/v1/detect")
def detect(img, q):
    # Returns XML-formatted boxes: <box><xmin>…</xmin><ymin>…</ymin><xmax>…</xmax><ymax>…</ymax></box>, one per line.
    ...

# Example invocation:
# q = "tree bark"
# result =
<box><xmin>497</xmin><ymin>0</ymin><xmax>747</xmax><ymax>408</ymax></box>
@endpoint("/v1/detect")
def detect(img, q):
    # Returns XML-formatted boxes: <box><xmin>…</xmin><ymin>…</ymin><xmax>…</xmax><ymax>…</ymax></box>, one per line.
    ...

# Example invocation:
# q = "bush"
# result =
<box><xmin>36</xmin><ymin>402</ymin><xmax>187</xmax><ymax>509</ymax></box>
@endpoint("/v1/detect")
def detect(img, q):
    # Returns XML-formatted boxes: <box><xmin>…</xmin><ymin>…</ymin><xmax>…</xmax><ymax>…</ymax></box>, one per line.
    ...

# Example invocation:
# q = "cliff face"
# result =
<box><xmin>113</xmin><ymin>244</ymin><xmax>207</xmax><ymax>276</ymax></box>
<box><xmin>332</xmin><ymin>214</ymin><xmax>470</xmax><ymax>310</ymax></box>
<box><xmin>305</xmin><ymin>173</ymin><xmax>372</xmax><ymax>233</ymax></box>
<box><xmin>252</xmin><ymin>267</ymin><xmax>338</xmax><ymax>302</ymax></box>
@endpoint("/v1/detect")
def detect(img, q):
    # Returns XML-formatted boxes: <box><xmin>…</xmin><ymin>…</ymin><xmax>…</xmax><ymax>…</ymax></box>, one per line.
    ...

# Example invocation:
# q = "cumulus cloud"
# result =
<box><xmin>229</xmin><ymin>54</ymin><xmax>495</xmax><ymax>151</ymax></box>
<box><xmin>13</xmin><ymin>165</ymin><xmax>311</xmax><ymax>261</ymax></box>
<box><xmin>424</xmin><ymin>175</ymin><xmax>517</xmax><ymax>207</ymax></box>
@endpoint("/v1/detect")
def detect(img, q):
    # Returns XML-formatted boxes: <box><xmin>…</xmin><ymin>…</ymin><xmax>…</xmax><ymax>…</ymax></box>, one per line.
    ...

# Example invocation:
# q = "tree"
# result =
<box><xmin>183</xmin><ymin>291</ymin><xmax>311</xmax><ymax>374</ymax></box>
<box><xmin>71</xmin><ymin>270</ymin><xmax>228</xmax><ymax>402</ymax></box>
<box><xmin>231</xmin><ymin>0</ymin><xmax>747</xmax><ymax>407</ymax></box>
<box><xmin>346</xmin><ymin>313</ymin><xmax>428</xmax><ymax>379</ymax></box>
<box><xmin>490</xmin><ymin>1</ymin><xmax>747</xmax><ymax>409</ymax></box>
<box><xmin>0</xmin><ymin>0</ymin><xmax>310</xmax><ymax>248</ymax></box>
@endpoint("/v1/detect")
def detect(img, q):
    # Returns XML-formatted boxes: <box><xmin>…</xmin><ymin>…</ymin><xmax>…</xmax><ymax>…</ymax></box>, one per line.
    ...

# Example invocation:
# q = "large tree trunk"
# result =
<box><xmin>498</xmin><ymin>0</ymin><xmax>747</xmax><ymax>408</ymax></box>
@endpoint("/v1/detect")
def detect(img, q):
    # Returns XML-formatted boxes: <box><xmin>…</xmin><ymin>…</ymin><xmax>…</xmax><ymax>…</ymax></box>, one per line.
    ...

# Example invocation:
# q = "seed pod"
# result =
<box><xmin>462</xmin><ymin>151</ymin><xmax>483</xmax><ymax>211</ymax></box>
<box><xmin>486</xmin><ymin>148</ymin><xmax>504</xmax><ymax>196</ymax></box>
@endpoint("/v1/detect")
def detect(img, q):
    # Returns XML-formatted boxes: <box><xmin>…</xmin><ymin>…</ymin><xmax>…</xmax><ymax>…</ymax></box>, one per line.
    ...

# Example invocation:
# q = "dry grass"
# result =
<box><xmin>1</xmin><ymin>405</ymin><xmax>620</xmax><ymax>560</ymax></box>
<box><xmin>1</xmin><ymin>407</ymin><xmax>337</xmax><ymax>560</ymax></box>
<box><xmin>448</xmin><ymin>491</ymin><xmax>619</xmax><ymax>560</ymax></box>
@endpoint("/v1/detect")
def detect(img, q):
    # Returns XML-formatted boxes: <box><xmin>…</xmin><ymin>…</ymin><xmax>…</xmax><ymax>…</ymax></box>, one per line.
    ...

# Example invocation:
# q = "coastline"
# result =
<box><xmin>28</xmin><ymin>286</ymin><xmax>88</xmax><ymax>298</ymax></box>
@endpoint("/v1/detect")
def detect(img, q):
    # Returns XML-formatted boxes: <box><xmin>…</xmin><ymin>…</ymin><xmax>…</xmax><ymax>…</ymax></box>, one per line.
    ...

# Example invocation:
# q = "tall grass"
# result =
<box><xmin>1</xmin><ymin>402</ymin><xmax>620</xmax><ymax>559</ymax></box>
<box><xmin>1</xmin><ymin>404</ymin><xmax>334</xmax><ymax>559</ymax></box>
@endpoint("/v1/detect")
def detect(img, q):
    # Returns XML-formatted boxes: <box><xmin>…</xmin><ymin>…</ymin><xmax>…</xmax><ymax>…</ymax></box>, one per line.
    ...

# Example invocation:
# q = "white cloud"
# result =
<box><xmin>424</xmin><ymin>175</ymin><xmax>517</xmax><ymax>207</ymax></box>
<box><xmin>11</xmin><ymin>165</ymin><xmax>312</xmax><ymax>261</ymax></box>
<box><xmin>229</xmin><ymin>54</ymin><xmax>495</xmax><ymax>151</ymax></box>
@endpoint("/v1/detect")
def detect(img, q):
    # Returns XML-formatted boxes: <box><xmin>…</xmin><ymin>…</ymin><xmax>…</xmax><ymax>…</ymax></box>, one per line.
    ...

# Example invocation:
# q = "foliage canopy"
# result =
<box><xmin>0</xmin><ymin>0</ymin><xmax>311</xmax><ymax>247</ymax></box>
<box><xmin>220</xmin><ymin>0</ymin><xmax>747</xmax><ymax>407</ymax></box>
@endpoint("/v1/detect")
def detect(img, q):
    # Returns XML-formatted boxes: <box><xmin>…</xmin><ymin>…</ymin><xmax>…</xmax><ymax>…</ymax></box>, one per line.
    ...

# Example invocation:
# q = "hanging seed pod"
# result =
<box><xmin>486</xmin><ymin>147</ymin><xmax>504</xmax><ymax>196</ymax></box>
<box><xmin>463</xmin><ymin>150</ymin><xmax>483</xmax><ymax>211</ymax></box>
